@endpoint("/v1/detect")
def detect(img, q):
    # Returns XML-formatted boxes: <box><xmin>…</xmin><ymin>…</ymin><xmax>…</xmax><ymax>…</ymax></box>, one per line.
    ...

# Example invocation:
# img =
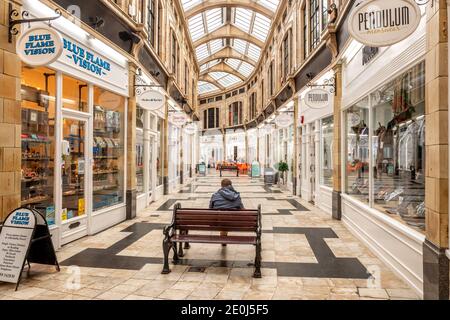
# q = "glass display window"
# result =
<box><xmin>62</xmin><ymin>75</ymin><xmax>88</xmax><ymax>112</ymax></box>
<box><xmin>136</xmin><ymin>106</ymin><xmax>145</xmax><ymax>195</ymax></box>
<box><xmin>345</xmin><ymin>98</ymin><xmax>370</xmax><ymax>204</ymax></box>
<box><xmin>371</xmin><ymin>62</ymin><xmax>425</xmax><ymax>231</ymax></box>
<box><xmin>92</xmin><ymin>86</ymin><xmax>125</xmax><ymax>211</ymax></box>
<box><xmin>344</xmin><ymin>61</ymin><xmax>426</xmax><ymax>232</ymax></box>
<box><xmin>20</xmin><ymin>66</ymin><xmax>56</xmax><ymax>225</ymax></box>
<box><xmin>157</xmin><ymin>117</ymin><xmax>164</xmax><ymax>186</ymax></box>
<box><xmin>320</xmin><ymin>116</ymin><xmax>333</xmax><ymax>188</ymax></box>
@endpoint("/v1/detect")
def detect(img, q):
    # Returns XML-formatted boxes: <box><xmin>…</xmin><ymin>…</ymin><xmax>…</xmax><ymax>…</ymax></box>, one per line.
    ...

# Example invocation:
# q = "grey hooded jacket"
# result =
<box><xmin>209</xmin><ymin>186</ymin><xmax>244</xmax><ymax>209</ymax></box>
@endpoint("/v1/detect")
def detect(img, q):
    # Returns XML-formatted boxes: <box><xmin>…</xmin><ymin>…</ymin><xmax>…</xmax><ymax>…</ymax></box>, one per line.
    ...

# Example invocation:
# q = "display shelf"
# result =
<box><xmin>93</xmin><ymin>170</ymin><xmax>119</xmax><ymax>175</ymax></box>
<box><xmin>22</xmin><ymin>177</ymin><xmax>48</xmax><ymax>183</ymax></box>
<box><xmin>22</xmin><ymin>157</ymin><xmax>53</xmax><ymax>161</ymax></box>
<box><xmin>21</xmin><ymin>195</ymin><xmax>51</xmax><ymax>206</ymax></box>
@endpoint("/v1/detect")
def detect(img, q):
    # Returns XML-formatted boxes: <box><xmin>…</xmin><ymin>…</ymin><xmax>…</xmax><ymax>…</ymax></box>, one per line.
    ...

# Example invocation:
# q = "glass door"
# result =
<box><xmin>61</xmin><ymin>117</ymin><xmax>89</xmax><ymax>244</ymax></box>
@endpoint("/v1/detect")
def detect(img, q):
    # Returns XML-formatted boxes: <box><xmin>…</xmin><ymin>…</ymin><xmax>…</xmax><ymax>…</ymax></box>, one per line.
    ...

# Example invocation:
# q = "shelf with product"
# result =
<box><xmin>93</xmin><ymin>103</ymin><xmax>124</xmax><ymax>211</ymax></box>
<box><xmin>20</xmin><ymin>82</ymin><xmax>56</xmax><ymax>225</ymax></box>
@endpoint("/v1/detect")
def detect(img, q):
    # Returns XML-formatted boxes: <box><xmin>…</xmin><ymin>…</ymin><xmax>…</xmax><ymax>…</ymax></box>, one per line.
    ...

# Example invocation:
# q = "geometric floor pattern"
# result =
<box><xmin>0</xmin><ymin>172</ymin><xmax>420</xmax><ymax>300</ymax></box>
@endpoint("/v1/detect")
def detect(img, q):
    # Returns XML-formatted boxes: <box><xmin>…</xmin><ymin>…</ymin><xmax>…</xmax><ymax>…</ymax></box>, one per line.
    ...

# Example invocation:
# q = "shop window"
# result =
<box><xmin>136</xmin><ymin>106</ymin><xmax>145</xmax><ymax>195</ymax></box>
<box><xmin>93</xmin><ymin>87</ymin><xmax>125</xmax><ymax>211</ymax></box>
<box><xmin>345</xmin><ymin>98</ymin><xmax>370</xmax><ymax>204</ymax></box>
<box><xmin>320</xmin><ymin>116</ymin><xmax>333</xmax><ymax>188</ymax></box>
<box><xmin>62</xmin><ymin>75</ymin><xmax>88</xmax><ymax>112</ymax></box>
<box><xmin>20</xmin><ymin>66</ymin><xmax>56</xmax><ymax>225</ymax></box>
<box><xmin>157</xmin><ymin>117</ymin><xmax>164</xmax><ymax>186</ymax></box>
<box><xmin>371</xmin><ymin>62</ymin><xmax>425</xmax><ymax>230</ymax></box>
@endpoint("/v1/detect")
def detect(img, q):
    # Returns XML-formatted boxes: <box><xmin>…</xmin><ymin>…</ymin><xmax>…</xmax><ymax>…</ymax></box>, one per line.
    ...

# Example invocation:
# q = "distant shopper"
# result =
<box><xmin>209</xmin><ymin>179</ymin><xmax>244</xmax><ymax>210</ymax></box>
<box><xmin>209</xmin><ymin>179</ymin><xmax>244</xmax><ymax>246</ymax></box>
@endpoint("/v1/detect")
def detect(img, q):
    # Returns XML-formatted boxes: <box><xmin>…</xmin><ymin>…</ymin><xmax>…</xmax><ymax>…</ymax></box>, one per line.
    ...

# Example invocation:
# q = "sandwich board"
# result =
<box><xmin>0</xmin><ymin>207</ymin><xmax>59</xmax><ymax>291</ymax></box>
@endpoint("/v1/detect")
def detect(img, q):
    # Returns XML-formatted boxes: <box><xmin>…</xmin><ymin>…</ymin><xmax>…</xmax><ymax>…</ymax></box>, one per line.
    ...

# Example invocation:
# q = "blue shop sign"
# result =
<box><xmin>63</xmin><ymin>38</ymin><xmax>111</xmax><ymax>77</ymax></box>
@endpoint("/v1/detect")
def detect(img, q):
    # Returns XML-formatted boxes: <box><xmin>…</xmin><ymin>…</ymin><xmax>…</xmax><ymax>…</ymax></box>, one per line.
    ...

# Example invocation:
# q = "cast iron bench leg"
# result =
<box><xmin>173</xmin><ymin>242</ymin><xmax>180</xmax><ymax>264</ymax></box>
<box><xmin>162</xmin><ymin>239</ymin><xmax>171</xmax><ymax>274</ymax></box>
<box><xmin>253</xmin><ymin>242</ymin><xmax>262</xmax><ymax>278</ymax></box>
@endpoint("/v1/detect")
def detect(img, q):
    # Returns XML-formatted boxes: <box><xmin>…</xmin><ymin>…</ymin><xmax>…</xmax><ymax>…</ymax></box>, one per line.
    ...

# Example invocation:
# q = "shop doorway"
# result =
<box><xmin>60</xmin><ymin>115</ymin><xmax>90</xmax><ymax>245</ymax></box>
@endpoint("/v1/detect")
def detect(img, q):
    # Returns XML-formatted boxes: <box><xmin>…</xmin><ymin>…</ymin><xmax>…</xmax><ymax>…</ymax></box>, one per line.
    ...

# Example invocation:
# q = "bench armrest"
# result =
<box><xmin>256</xmin><ymin>204</ymin><xmax>262</xmax><ymax>238</ymax></box>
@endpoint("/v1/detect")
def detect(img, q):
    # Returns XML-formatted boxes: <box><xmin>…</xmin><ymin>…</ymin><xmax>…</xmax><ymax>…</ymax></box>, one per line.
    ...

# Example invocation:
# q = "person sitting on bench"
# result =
<box><xmin>209</xmin><ymin>179</ymin><xmax>244</xmax><ymax>246</ymax></box>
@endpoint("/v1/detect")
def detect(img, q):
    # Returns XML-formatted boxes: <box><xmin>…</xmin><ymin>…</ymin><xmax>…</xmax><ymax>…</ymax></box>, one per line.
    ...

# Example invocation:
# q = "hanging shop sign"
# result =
<box><xmin>348</xmin><ymin>0</ymin><xmax>421</xmax><ymax>47</ymax></box>
<box><xmin>184</xmin><ymin>123</ymin><xmax>197</xmax><ymax>135</ymax></box>
<box><xmin>0</xmin><ymin>208</ymin><xmax>59</xmax><ymax>290</ymax></box>
<box><xmin>137</xmin><ymin>90</ymin><xmax>165</xmax><ymax>111</ymax></box>
<box><xmin>275</xmin><ymin>113</ymin><xmax>294</xmax><ymax>128</ymax></box>
<box><xmin>16</xmin><ymin>26</ymin><xmax>63</xmax><ymax>66</ymax></box>
<box><xmin>304</xmin><ymin>88</ymin><xmax>331</xmax><ymax>109</ymax></box>
<box><xmin>170</xmin><ymin>113</ymin><xmax>187</xmax><ymax>127</ymax></box>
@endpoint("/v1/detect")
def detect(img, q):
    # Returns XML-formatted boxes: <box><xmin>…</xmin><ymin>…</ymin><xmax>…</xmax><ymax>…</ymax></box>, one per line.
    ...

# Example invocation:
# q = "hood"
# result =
<box><xmin>218</xmin><ymin>186</ymin><xmax>240</xmax><ymax>201</ymax></box>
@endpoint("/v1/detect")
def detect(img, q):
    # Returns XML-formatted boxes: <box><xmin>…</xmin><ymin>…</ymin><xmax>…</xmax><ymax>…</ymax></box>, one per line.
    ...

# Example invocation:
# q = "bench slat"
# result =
<box><xmin>176</xmin><ymin>219</ymin><xmax>257</xmax><ymax>227</ymax></box>
<box><xmin>175</xmin><ymin>214</ymin><xmax>257</xmax><ymax>221</ymax></box>
<box><xmin>177</xmin><ymin>226</ymin><xmax>256</xmax><ymax>232</ymax></box>
<box><xmin>173</xmin><ymin>234</ymin><xmax>256</xmax><ymax>245</ymax></box>
<box><xmin>178</xmin><ymin>210</ymin><xmax>257</xmax><ymax>215</ymax></box>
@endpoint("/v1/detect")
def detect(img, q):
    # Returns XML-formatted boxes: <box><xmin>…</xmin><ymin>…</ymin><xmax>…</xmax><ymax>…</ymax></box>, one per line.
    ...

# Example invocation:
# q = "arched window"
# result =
<box><xmin>228</xmin><ymin>102</ymin><xmax>243</xmax><ymax>126</ymax></box>
<box><xmin>203</xmin><ymin>107</ymin><xmax>220</xmax><ymax>129</ymax></box>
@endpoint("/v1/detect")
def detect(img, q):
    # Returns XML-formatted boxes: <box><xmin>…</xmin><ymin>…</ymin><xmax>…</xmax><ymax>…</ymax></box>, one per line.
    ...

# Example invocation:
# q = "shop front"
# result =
<box><xmin>341</xmin><ymin>7</ymin><xmax>427</xmax><ymax>295</ymax></box>
<box><xmin>298</xmin><ymin>73</ymin><xmax>334</xmax><ymax>212</ymax></box>
<box><xmin>225</xmin><ymin>129</ymin><xmax>246</xmax><ymax>163</ymax></box>
<box><xmin>199</xmin><ymin>130</ymin><xmax>223</xmax><ymax>169</ymax></box>
<box><xmin>19</xmin><ymin>1</ymin><xmax>129</xmax><ymax>248</ymax></box>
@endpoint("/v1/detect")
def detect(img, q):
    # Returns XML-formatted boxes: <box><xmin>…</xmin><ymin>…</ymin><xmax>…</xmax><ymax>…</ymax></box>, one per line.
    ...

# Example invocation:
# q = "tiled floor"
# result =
<box><xmin>0</xmin><ymin>172</ymin><xmax>420</xmax><ymax>300</ymax></box>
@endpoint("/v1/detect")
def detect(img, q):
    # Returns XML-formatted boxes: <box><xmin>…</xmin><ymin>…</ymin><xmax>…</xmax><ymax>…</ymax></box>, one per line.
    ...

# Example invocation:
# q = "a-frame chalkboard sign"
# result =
<box><xmin>0</xmin><ymin>207</ymin><xmax>60</xmax><ymax>291</ymax></box>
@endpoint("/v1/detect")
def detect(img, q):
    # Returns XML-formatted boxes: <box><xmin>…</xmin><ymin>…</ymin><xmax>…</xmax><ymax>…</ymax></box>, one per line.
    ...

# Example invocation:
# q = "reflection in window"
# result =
<box><xmin>92</xmin><ymin>87</ymin><xmax>125</xmax><ymax>211</ymax></box>
<box><xmin>345</xmin><ymin>99</ymin><xmax>370</xmax><ymax>204</ymax></box>
<box><xmin>62</xmin><ymin>75</ymin><xmax>88</xmax><ymax>112</ymax></box>
<box><xmin>321</xmin><ymin>116</ymin><xmax>333</xmax><ymax>188</ymax></box>
<box><xmin>372</xmin><ymin>62</ymin><xmax>425</xmax><ymax>231</ymax></box>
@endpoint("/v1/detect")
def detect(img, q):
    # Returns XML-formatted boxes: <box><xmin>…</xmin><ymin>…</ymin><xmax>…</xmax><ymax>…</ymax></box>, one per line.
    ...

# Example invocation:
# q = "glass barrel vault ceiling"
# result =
<box><xmin>181</xmin><ymin>0</ymin><xmax>281</xmax><ymax>95</ymax></box>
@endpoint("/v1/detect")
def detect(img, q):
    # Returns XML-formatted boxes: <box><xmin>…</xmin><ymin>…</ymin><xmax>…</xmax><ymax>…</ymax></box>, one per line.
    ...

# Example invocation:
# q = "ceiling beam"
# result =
<box><xmin>193</xmin><ymin>24</ymin><xmax>264</xmax><ymax>48</ymax></box>
<box><xmin>199</xmin><ymin>75</ymin><xmax>226</xmax><ymax>91</ymax></box>
<box><xmin>185</xmin><ymin>0</ymin><xmax>274</xmax><ymax>19</ymax></box>
<box><xmin>200</xmin><ymin>62</ymin><xmax>246</xmax><ymax>81</ymax></box>
<box><xmin>198</xmin><ymin>47</ymin><xmax>256</xmax><ymax>66</ymax></box>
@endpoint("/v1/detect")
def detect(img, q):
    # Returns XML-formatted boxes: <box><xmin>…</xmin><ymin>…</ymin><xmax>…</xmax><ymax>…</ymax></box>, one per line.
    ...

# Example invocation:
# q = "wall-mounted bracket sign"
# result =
<box><xmin>16</xmin><ymin>25</ymin><xmax>63</xmax><ymax>66</ymax></box>
<box><xmin>0</xmin><ymin>208</ymin><xmax>59</xmax><ymax>291</ymax></box>
<box><xmin>348</xmin><ymin>0</ymin><xmax>422</xmax><ymax>47</ymax></box>
<box><xmin>137</xmin><ymin>89</ymin><xmax>166</xmax><ymax>111</ymax></box>
<box><xmin>275</xmin><ymin>113</ymin><xmax>294</xmax><ymax>128</ymax></box>
<box><xmin>8</xmin><ymin>5</ymin><xmax>62</xmax><ymax>43</ymax></box>
<box><xmin>170</xmin><ymin>113</ymin><xmax>188</xmax><ymax>127</ymax></box>
<box><xmin>184</xmin><ymin>123</ymin><xmax>198</xmax><ymax>135</ymax></box>
<box><xmin>304</xmin><ymin>88</ymin><xmax>331</xmax><ymax>109</ymax></box>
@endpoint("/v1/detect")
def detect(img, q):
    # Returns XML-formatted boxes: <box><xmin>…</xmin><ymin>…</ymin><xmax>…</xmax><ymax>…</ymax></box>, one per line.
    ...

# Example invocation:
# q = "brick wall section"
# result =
<box><xmin>0</xmin><ymin>0</ymin><xmax>22</xmax><ymax>222</ymax></box>
<box><xmin>425</xmin><ymin>0</ymin><xmax>449</xmax><ymax>248</ymax></box>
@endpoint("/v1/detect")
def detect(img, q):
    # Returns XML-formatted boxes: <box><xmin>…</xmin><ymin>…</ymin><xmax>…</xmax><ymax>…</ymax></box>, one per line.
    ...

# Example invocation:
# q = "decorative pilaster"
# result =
<box><xmin>293</xmin><ymin>98</ymin><xmax>299</xmax><ymax>195</ymax></box>
<box><xmin>423</xmin><ymin>0</ymin><xmax>449</xmax><ymax>300</ymax></box>
<box><xmin>126</xmin><ymin>63</ymin><xmax>138</xmax><ymax>220</ymax></box>
<box><xmin>332</xmin><ymin>63</ymin><xmax>343</xmax><ymax>220</ymax></box>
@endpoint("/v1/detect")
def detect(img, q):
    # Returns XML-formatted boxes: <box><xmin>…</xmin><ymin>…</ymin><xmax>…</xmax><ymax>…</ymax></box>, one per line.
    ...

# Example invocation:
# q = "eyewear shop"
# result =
<box><xmin>18</xmin><ymin>2</ymin><xmax>129</xmax><ymax>248</ymax></box>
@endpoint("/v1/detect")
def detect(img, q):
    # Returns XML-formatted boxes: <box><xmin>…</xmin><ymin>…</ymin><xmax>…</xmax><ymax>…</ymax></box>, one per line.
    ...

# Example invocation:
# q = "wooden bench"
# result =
<box><xmin>161</xmin><ymin>203</ymin><xmax>262</xmax><ymax>278</ymax></box>
<box><xmin>219</xmin><ymin>165</ymin><xmax>239</xmax><ymax>177</ymax></box>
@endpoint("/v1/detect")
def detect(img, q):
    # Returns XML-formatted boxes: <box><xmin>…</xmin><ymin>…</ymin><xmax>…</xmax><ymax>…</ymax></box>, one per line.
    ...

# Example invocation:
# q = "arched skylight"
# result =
<box><xmin>181</xmin><ymin>0</ymin><xmax>281</xmax><ymax>95</ymax></box>
<box><xmin>198</xmin><ymin>81</ymin><xmax>219</xmax><ymax>94</ymax></box>
<box><xmin>210</xmin><ymin>72</ymin><xmax>242</xmax><ymax>87</ymax></box>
